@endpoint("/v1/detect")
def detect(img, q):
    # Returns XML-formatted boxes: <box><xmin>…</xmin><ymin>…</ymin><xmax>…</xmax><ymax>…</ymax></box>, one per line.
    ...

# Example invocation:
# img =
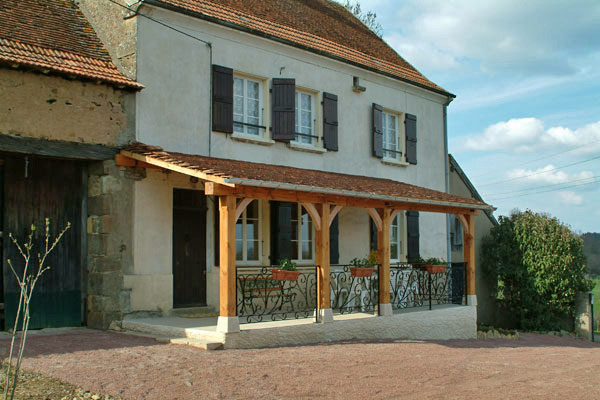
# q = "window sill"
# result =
<box><xmin>288</xmin><ymin>142</ymin><xmax>327</xmax><ymax>154</ymax></box>
<box><xmin>382</xmin><ymin>157</ymin><xmax>409</xmax><ymax>167</ymax></box>
<box><xmin>231</xmin><ymin>133</ymin><xmax>275</xmax><ymax>146</ymax></box>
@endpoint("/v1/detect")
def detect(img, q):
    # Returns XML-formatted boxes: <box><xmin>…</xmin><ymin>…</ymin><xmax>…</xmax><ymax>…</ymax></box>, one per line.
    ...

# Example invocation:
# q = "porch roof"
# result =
<box><xmin>120</xmin><ymin>142</ymin><xmax>492</xmax><ymax>213</ymax></box>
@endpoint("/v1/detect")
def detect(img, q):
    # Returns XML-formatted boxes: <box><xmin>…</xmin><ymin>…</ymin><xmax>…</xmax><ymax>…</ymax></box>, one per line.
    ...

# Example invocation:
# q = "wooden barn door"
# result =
<box><xmin>3</xmin><ymin>156</ymin><xmax>84</xmax><ymax>329</ymax></box>
<box><xmin>172</xmin><ymin>189</ymin><xmax>207</xmax><ymax>308</ymax></box>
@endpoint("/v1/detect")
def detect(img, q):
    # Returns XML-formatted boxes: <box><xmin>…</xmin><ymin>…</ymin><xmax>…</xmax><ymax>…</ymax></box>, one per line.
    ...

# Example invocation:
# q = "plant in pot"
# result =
<box><xmin>349</xmin><ymin>250</ymin><xmax>378</xmax><ymax>277</ymax></box>
<box><xmin>272</xmin><ymin>258</ymin><xmax>301</xmax><ymax>281</ymax></box>
<box><xmin>413</xmin><ymin>257</ymin><xmax>447</xmax><ymax>274</ymax></box>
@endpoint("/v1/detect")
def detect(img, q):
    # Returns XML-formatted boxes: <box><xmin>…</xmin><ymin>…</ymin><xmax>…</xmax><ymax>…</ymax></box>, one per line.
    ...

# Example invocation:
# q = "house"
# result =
<box><xmin>80</xmin><ymin>0</ymin><xmax>490</xmax><ymax>346</ymax></box>
<box><xmin>0</xmin><ymin>0</ymin><xmax>142</xmax><ymax>329</ymax></box>
<box><xmin>448</xmin><ymin>154</ymin><xmax>498</xmax><ymax>327</ymax></box>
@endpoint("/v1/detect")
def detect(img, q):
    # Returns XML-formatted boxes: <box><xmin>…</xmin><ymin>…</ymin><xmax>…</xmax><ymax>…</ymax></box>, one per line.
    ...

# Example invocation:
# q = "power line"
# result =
<box><xmin>489</xmin><ymin>180</ymin><xmax>599</xmax><ymax>201</ymax></box>
<box><xmin>469</xmin><ymin>137</ymin><xmax>600</xmax><ymax>180</ymax></box>
<box><xmin>477</xmin><ymin>154</ymin><xmax>600</xmax><ymax>187</ymax></box>
<box><xmin>484</xmin><ymin>175</ymin><xmax>599</xmax><ymax>199</ymax></box>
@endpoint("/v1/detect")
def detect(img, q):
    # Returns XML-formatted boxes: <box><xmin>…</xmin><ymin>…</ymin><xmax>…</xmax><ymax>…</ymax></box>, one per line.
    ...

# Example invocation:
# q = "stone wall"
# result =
<box><xmin>87</xmin><ymin>161</ymin><xmax>141</xmax><ymax>329</ymax></box>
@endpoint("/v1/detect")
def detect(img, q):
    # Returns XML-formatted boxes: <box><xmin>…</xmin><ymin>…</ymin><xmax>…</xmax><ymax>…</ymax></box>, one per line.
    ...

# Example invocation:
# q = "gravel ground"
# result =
<box><xmin>1</xmin><ymin>329</ymin><xmax>599</xmax><ymax>399</ymax></box>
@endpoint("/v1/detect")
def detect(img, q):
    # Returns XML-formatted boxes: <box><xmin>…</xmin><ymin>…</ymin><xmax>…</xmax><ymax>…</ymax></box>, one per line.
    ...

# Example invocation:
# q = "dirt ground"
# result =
<box><xmin>1</xmin><ymin>329</ymin><xmax>599</xmax><ymax>400</ymax></box>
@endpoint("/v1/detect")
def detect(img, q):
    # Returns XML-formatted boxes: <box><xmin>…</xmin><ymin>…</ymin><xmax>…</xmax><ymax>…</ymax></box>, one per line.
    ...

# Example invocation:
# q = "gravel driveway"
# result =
<box><xmin>1</xmin><ymin>329</ymin><xmax>599</xmax><ymax>399</ymax></box>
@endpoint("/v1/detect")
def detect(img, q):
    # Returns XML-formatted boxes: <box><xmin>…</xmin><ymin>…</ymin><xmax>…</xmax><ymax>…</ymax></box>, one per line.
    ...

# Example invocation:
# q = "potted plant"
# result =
<box><xmin>272</xmin><ymin>258</ymin><xmax>301</xmax><ymax>281</ymax></box>
<box><xmin>413</xmin><ymin>257</ymin><xmax>447</xmax><ymax>274</ymax></box>
<box><xmin>349</xmin><ymin>250</ymin><xmax>378</xmax><ymax>277</ymax></box>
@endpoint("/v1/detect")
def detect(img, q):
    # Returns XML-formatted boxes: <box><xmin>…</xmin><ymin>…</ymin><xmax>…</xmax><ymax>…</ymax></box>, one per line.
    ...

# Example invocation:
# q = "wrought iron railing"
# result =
<box><xmin>236</xmin><ymin>265</ymin><xmax>317</xmax><ymax>323</ymax></box>
<box><xmin>329</xmin><ymin>265</ymin><xmax>379</xmax><ymax>314</ymax></box>
<box><xmin>390</xmin><ymin>263</ymin><xmax>465</xmax><ymax>310</ymax></box>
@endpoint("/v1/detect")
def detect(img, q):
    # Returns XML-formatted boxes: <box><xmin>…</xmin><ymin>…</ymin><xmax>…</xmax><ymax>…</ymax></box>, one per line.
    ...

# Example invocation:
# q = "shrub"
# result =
<box><xmin>481</xmin><ymin>210</ymin><xmax>591</xmax><ymax>330</ymax></box>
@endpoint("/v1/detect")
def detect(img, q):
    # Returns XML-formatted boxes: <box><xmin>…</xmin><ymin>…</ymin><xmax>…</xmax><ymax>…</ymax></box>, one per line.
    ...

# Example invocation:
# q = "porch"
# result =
<box><xmin>117</xmin><ymin>143</ymin><xmax>490</xmax><ymax>343</ymax></box>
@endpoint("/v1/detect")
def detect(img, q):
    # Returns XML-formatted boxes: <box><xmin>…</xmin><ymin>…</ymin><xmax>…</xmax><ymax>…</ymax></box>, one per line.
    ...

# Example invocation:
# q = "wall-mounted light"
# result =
<box><xmin>352</xmin><ymin>76</ymin><xmax>366</xmax><ymax>93</ymax></box>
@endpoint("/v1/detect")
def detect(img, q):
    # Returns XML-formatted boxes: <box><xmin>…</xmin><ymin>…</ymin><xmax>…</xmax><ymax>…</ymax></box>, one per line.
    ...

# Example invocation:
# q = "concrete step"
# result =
<box><xmin>121</xmin><ymin>318</ymin><xmax>225</xmax><ymax>343</ymax></box>
<box><xmin>156</xmin><ymin>337</ymin><xmax>224</xmax><ymax>350</ymax></box>
<box><xmin>171</xmin><ymin>306</ymin><xmax>218</xmax><ymax>319</ymax></box>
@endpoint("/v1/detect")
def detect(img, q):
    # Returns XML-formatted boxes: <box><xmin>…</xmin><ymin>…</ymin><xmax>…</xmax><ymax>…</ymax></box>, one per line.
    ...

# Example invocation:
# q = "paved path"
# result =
<box><xmin>2</xmin><ymin>330</ymin><xmax>599</xmax><ymax>399</ymax></box>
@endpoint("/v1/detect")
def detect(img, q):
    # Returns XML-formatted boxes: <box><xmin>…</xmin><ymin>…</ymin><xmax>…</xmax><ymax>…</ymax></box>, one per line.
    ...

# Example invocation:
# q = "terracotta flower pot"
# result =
<box><xmin>350</xmin><ymin>267</ymin><xmax>375</xmax><ymax>277</ymax></box>
<box><xmin>272</xmin><ymin>268</ymin><xmax>300</xmax><ymax>281</ymax></box>
<box><xmin>416</xmin><ymin>264</ymin><xmax>447</xmax><ymax>274</ymax></box>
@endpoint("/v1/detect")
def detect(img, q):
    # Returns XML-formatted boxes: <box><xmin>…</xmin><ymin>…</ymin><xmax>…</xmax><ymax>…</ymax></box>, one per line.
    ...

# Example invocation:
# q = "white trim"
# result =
<box><xmin>236</xmin><ymin>200</ymin><xmax>262</xmax><ymax>264</ymax></box>
<box><xmin>288</xmin><ymin>142</ymin><xmax>327</xmax><ymax>153</ymax></box>
<box><xmin>382</xmin><ymin>157</ymin><xmax>409</xmax><ymax>167</ymax></box>
<box><xmin>231</xmin><ymin>134</ymin><xmax>275</xmax><ymax>146</ymax></box>
<box><xmin>233</xmin><ymin>74</ymin><xmax>267</xmax><ymax>139</ymax></box>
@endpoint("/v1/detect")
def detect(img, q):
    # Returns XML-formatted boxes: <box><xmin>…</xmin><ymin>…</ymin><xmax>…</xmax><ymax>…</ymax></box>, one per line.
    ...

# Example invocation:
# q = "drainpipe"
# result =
<box><xmin>443</xmin><ymin>96</ymin><xmax>453</xmax><ymax>265</ymax></box>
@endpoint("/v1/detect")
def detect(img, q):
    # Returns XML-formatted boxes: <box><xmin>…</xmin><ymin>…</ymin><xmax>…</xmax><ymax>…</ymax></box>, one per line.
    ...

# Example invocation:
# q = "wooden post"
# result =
<box><xmin>217</xmin><ymin>195</ymin><xmax>240</xmax><ymax>332</ymax></box>
<box><xmin>463</xmin><ymin>213</ymin><xmax>477</xmax><ymax>306</ymax></box>
<box><xmin>377</xmin><ymin>208</ymin><xmax>392</xmax><ymax>315</ymax></box>
<box><xmin>315</xmin><ymin>203</ymin><xmax>333</xmax><ymax>322</ymax></box>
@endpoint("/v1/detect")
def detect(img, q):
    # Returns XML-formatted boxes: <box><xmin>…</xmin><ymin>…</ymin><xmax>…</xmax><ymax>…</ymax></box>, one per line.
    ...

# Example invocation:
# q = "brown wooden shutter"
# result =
<box><xmin>272</xmin><ymin>78</ymin><xmax>295</xmax><ymax>141</ymax></box>
<box><xmin>406</xmin><ymin>211</ymin><xmax>420</xmax><ymax>262</ymax></box>
<box><xmin>323</xmin><ymin>92</ymin><xmax>338</xmax><ymax>151</ymax></box>
<box><xmin>405</xmin><ymin>113</ymin><xmax>417</xmax><ymax>164</ymax></box>
<box><xmin>372</xmin><ymin>103</ymin><xmax>383</xmax><ymax>158</ymax></box>
<box><xmin>212</xmin><ymin>65</ymin><xmax>233</xmax><ymax>133</ymax></box>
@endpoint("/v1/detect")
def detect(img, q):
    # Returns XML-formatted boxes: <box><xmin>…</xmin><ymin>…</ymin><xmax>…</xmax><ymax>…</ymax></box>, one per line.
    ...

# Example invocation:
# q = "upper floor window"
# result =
<box><xmin>382</xmin><ymin>111</ymin><xmax>404</xmax><ymax>161</ymax></box>
<box><xmin>234</xmin><ymin>76</ymin><xmax>264</xmax><ymax>137</ymax></box>
<box><xmin>236</xmin><ymin>200</ymin><xmax>261</xmax><ymax>263</ymax></box>
<box><xmin>294</xmin><ymin>90</ymin><xmax>317</xmax><ymax>146</ymax></box>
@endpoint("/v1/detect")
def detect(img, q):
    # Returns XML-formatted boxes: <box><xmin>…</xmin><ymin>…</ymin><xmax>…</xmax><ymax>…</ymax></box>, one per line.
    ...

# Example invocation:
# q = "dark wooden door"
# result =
<box><xmin>3</xmin><ymin>156</ymin><xmax>84</xmax><ymax>329</ymax></box>
<box><xmin>172</xmin><ymin>189</ymin><xmax>206</xmax><ymax>308</ymax></box>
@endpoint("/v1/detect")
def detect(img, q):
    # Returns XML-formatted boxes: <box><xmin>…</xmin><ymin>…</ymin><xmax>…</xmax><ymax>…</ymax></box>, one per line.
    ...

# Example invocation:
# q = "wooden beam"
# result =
<box><xmin>300</xmin><ymin>203</ymin><xmax>321</xmax><ymax>232</ymax></box>
<box><xmin>205</xmin><ymin>182</ymin><xmax>482</xmax><ymax>216</ymax></box>
<box><xmin>367</xmin><ymin>208</ymin><xmax>383</xmax><ymax>231</ymax></box>
<box><xmin>315</xmin><ymin>203</ymin><xmax>331</xmax><ymax>312</ymax></box>
<box><xmin>0</xmin><ymin>134</ymin><xmax>118</xmax><ymax>160</ymax></box>
<box><xmin>121</xmin><ymin>150</ymin><xmax>235</xmax><ymax>187</ymax></box>
<box><xmin>115</xmin><ymin>154</ymin><xmax>161</xmax><ymax>169</ymax></box>
<box><xmin>390</xmin><ymin>209</ymin><xmax>401</xmax><ymax>221</ymax></box>
<box><xmin>456</xmin><ymin>214</ymin><xmax>470</xmax><ymax>235</ymax></box>
<box><xmin>463</xmin><ymin>214</ymin><xmax>476</xmax><ymax>296</ymax></box>
<box><xmin>219</xmin><ymin>196</ymin><xmax>237</xmax><ymax>317</ymax></box>
<box><xmin>378</xmin><ymin>208</ymin><xmax>391</xmax><ymax>305</ymax></box>
<box><xmin>329</xmin><ymin>205</ymin><xmax>343</xmax><ymax>227</ymax></box>
<box><xmin>235</xmin><ymin>198</ymin><xmax>253</xmax><ymax>221</ymax></box>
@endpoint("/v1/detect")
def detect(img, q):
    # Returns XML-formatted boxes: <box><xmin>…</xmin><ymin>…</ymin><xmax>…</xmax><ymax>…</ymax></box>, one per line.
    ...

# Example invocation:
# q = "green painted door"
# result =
<box><xmin>3</xmin><ymin>156</ymin><xmax>84</xmax><ymax>329</ymax></box>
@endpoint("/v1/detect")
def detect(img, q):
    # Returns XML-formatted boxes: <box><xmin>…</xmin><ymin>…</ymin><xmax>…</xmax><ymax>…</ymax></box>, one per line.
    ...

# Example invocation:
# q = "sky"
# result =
<box><xmin>357</xmin><ymin>0</ymin><xmax>600</xmax><ymax>233</ymax></box>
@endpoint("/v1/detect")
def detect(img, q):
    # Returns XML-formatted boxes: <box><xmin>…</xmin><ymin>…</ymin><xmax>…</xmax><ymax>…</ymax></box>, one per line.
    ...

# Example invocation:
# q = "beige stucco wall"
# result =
<box><xmin>448</xmin><ymin>166</ymin><xmax>496</xmax><ymax>325</ymax></box>
<box><xmin>0</xmin><ymin>69</ymin><xmax>135</xmax><ymax>146</ymax></box>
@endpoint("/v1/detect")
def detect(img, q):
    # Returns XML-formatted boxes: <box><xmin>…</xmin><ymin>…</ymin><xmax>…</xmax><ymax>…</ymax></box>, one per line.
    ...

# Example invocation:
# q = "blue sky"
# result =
<box><xmin>357</xmin><ymin>0</ymin><xmax>600</xmax><ymax>232</ymax></box>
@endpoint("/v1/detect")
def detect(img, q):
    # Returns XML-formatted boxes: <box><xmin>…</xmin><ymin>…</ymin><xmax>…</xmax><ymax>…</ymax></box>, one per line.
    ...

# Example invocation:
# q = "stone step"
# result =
<box><xmin>171</xmin><ymin>306</ymin><xmax>218</xmax><ymax>319</ymax></box>
<box><xmin>121</xmin><ymin>319</ymin><xmax>225</xmax><ymax>343</ymax></box>
<box><xmin>156</xmin><ymin>337</ymin><xmax>224</xmax><ymax>350</ymax></box>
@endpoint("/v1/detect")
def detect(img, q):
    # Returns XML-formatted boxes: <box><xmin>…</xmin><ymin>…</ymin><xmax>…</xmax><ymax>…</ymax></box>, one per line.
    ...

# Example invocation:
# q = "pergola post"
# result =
<box><xmin>377</xmin><ymin>208</ymin><xmax>392</xmax><ymax>316</ymax></box>
<box><xmin>217</xmin><ymin>195</ymin><xmax>240</xmax><ymax>333</ymax></box>
<box><xmin>463</xmin><ymin>213</ymin><xmax>477</xmax><ymax>306</ymax></box>
<box><xmin>315</xmin><ymin>203</ymin><xmax>333</xmax><ymax>323</ymax></box>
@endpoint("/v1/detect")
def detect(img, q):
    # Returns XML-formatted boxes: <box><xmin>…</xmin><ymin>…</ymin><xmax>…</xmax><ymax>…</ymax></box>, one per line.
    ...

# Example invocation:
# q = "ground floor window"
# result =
<box><xmin>236</xmin><ymin>200</ymin><xmax>261</xmax><ymax>263</ymax></box>
<box><xmin>292</xmin><ymin>204</ymin><xmax>314</xmax><ymax>262</ymax></box>
<box><xmin>390</xmin><ymin>214</ymin><xmax>403</xmax><ymax>262</ymax></box>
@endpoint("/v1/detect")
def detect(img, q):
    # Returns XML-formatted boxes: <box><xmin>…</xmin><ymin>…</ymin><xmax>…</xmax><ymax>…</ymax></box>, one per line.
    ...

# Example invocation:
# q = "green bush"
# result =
<box><xmin>481</xmin><ymin>210</ymin><xmax>591</xmax><ymax>330</ymax></box>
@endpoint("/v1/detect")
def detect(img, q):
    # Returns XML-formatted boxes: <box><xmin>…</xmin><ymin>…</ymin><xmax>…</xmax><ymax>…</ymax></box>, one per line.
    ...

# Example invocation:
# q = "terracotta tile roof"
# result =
<box><xmin>123</xmin><ymin>142</ymin><xmax>489</xmax><ymax>210</ymax></box>
<box><xmin>148</xmin><ymin>0</ymin><xmax>452</xmax><ymax>96</ymax></box>
<box><xmin>0</xmin><ymin>0</ymin><xmax>143</xmax><ymax>90</ymax></box>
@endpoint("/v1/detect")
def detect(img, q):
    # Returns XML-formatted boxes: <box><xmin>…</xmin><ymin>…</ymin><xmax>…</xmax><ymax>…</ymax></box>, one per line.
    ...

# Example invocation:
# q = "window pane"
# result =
<box><xmin>247</xmin><ymin>81</ymin><xmax>259</xmax><ymax>99</ymax></box>
<box><xmin>301</xmin><ymin>111</ymin><xmax>311</xmax><ymax>132</ymax></box>
<box><xmin>236</xmin><ymin>239</ymin><xmax>243</xmax><ymax>260</ymax></box>
<box><xmin>291</xmin><ymin>240</ymin><xmax>299</xmax><ymax>260</ymax></box>
<box><xmin>247</xmin><ymin>240</ymin><xmax>258</xmax><ymax>260</ymax></box>
<box><xmin>295</xmin><ymin>92</ymin><xmax>299</xmax><ymax>132</ymax></box>
<box><xmin>234</xmin><ymin>78</ymin><xmax>244</xmax><ymax>96</ymax></box>
<box><xmin>390</xmin><ymin>242</ymin><xmax>398</xmax><ymax>260</ymax></box>
<box><xmin>301</xmin><ymin>93</ymin><xmax>311</xmax><ymax>110</ymax></box>
<box><xmin>302</xmin><ymin>241</ymin><xmax>311</xmax><ymax>260</ymax></box>
<box><xmin>246</xmin><ymin>201</ymin><xmax>258</xmax><ymax>219</ymax></box>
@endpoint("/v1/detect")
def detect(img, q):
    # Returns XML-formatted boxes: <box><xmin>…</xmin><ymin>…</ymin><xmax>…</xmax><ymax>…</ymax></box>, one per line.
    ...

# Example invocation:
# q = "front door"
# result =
<box><xmin>172</xmin><ymin>189</ymin><xmax>207</xmax><ymax>308</ymax></box>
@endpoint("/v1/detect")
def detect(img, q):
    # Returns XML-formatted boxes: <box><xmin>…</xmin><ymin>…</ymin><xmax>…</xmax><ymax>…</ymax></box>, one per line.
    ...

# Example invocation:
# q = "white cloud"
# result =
<box><xmin>506</xmin><ymin>166</ymin><xmax>595</xmax><ymax>185</ymax></box>
<box><xmin>464</xmin><ymin>118</ymin><xmax>600</xmax><ymax>154</ymax></box>
<box><xmin>557</xmin><ymin>191</ymin><xmax>584</xmax><ymax>205</ymax></box>
<box><xmin>377</xmin><ymin>0</ymin><xmax>600</xmax><ymax>77</ymax></box>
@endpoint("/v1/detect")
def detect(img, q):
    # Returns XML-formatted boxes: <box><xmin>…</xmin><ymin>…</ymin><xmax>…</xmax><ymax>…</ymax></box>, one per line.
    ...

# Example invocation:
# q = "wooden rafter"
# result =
<box><xmin>235</xmin><ymin>198</ymin><xmax>254</xmax><ymax>221</ymax></box>
<box><xmin>367</xmin><ymin>208</ymin><xmax>383</xmax><ymax>231</ymax></box>
<box><xmin>301</xmin><ymin>203</ymin><xmax>322</xmax><ymax>231</ymax></box>
<box><xmin>329</xmin><ymin>205</ymin><xmax>343</xmax><ymax>227</ymax></box>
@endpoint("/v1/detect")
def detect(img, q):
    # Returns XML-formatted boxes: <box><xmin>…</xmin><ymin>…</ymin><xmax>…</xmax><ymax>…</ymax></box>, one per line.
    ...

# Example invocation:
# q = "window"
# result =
<box><xmin>294</xmin><ymin>90</ymin><xmax>317</xmax><ymax>145</ymax></box>
<box><xmin>292</xmin><ymin>204</ymin><xmax>314</xmax><ymax>262</ymax></box>
<box><xmin>390</xmin><ymin>214</ymin><xmax>403</xmax><ymax>262</ymax></box>
<box><xmin>382</xmin><ymin>111</ymin><xmax>405</xmax><ymax>161</ymax></box>
<box><xmin>233</xmin><ymin>76</ymin><xmax>264</xmax><ymax>137</ymax></box>
<box><xmin>236</xmin><ymin>200</ymin><xmax>261</xmax><ymax>263</ymax></box>
<box><xmin>450</xmin><ymin>215</ymin><xmax>463</xmax><ymax>251</ymax></box>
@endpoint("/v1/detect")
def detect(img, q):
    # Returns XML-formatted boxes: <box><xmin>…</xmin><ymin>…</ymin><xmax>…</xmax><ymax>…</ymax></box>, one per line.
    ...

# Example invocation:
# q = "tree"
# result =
<box><xmin>481</xmin><ymin>210</ymin><xmax>591</xmax><ymax>330</ymax></box>
<box><xmin>339</xmin><ymin>0</ymin><xmax>383</xmax><ymax>37</ymax></box>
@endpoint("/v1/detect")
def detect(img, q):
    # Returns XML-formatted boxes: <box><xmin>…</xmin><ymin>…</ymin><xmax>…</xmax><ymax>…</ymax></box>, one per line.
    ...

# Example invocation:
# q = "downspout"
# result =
<box><xmin>443</xmin><ymin>96</ymin><xmax>453</xmax><ymax>264</ymax></box>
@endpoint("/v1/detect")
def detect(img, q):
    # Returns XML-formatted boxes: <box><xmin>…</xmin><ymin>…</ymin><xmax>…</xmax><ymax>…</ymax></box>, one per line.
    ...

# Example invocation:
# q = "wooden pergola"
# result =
<box><xmin>117</xmin><ymin>144</ymin><xmax>489</xmax><ymax>332</ymax></box>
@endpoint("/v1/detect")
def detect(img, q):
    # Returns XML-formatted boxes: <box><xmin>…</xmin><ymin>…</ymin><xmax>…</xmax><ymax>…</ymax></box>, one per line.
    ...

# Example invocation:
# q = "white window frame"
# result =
<box><xmin>233</xmin><ymin>74</ymin><xmax>266</xmax><ymax>138</ymax></box>
<box><xmin>390</xmin><ymin>214</ymin><xmax>403</xmax><ymax>263</ymax></box>
<box><xmin>292</xmin><ymin>204</ymin><xmax>315</xmax><ymax>264</ymax></box>
<box><xmin>236</xmin><ymin>200</ymin><xmax>262</xmax><ymax>265</ymax></box>
<box><xmin>382</xmin><ymin>110</ymin><xmax>406</xmax><ymax>162</ymax></box>
<box><xmin>293</xmin><ymin>89</ymin><xmax>318</xmax><ymax>147</ymax></box>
